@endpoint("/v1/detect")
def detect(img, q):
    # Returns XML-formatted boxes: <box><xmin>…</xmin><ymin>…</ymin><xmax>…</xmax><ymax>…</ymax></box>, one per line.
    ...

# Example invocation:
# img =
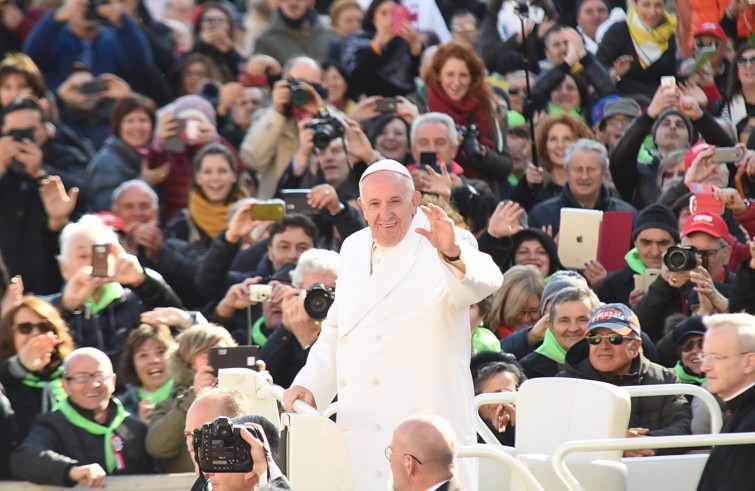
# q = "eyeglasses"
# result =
<box><xmin>586</xmin><ymin>333</ymin><xmax>634</xmax><ymax>345</ymax></box>
<box><xmin>700</xmin><ymin>352</ymin><xmax>751</xmax><ymax>362</ymax></box>
<box><xmin>695</xmin><ymin>40</ymin><xmax>717</xmax><ymax>49</ymax></box>
<box><xmin>384</xmin><ymin>446</ymin><xmax>423</xmax><ymax>464</ymax></box>
<box><xmin>63</xmin><ymin>371</ymin><xmax>112</xmax><ymax>385</ymax></box>
<box><xmin>737</xmin><ymin>56</ymin><xmax>755</xmax><ymax>67</ymax></box>
<box><xmin>518</xmin><ymin>308</ymin><xmax>540</xmax><ymax>321</ymax></box>
<box><xmin>203</xmin><ymin>16</ymin><xmax>228</xmax><ymax>24</ymax></box>
<box><xmin>15</xmin><ymin>321</ymin><xmax>54</xmax><ymax>335</ymax></box>
<box><xmin>681</xmin><ymin>338</ymin><xmax>703</xmax><ymax>353</ymax></box>
<box><xmin>605</xmin><ymin>117</ymin><xmax>632</xmax><ymax>130</ymax></box>
<box><xmin>508</xmin><ymin>88</ymin><xmax>523</xmax><ymax>96</ymax></box>
<box><xmin>696</xmin><ymin>245</ymin><xmax>727</xmax><ymax>259</ymax></box>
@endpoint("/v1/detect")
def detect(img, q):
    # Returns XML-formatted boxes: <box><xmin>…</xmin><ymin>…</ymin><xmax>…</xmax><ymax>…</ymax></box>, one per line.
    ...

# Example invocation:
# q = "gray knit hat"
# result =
<box><xmin>540</xmin><ymin>270</ymin><xmax>589</xmax><ymax>314</ymax></box>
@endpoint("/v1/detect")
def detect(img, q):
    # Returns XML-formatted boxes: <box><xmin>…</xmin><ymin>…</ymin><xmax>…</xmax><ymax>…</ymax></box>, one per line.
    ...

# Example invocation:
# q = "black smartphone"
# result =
<box><xmin>91</xmin><ymin>244</ymin><xmax>113</xmax><ymax>277</ymax></box>
<box><xmin>79</xmin><ymin>78</ymin><xmax>108</xmax><ymax>95</ymax></box>
<box><xmin>375</xmin><ymin>97</ymin><xmax>398</xmax><ymax>113</ymax></box>
<box><xmin>419</xmin><ymin>151</ymin><xmax>442</xmax><ymax>173</ymax></box>
<box><xmin>208</xmin><ymin>346</ymin><xmax>261</xmax><ymax>376</ymax></box>
<box><xmin>164</xmin><ymin>118</ymin><xmax>187</xmax><ymax>153</ymax></box>
<box><xmin>281</xmin><ymin>189</ymin><xmax>318</xmax><ymax>215</ymax></box>
<box><xmin>7</xmin><ymin>128</ymin><xmax>34</xmax><ymax>142</ymax></box>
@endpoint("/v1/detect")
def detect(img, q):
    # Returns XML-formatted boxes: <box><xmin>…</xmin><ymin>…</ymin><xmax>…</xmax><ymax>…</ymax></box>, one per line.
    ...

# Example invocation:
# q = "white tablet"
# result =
<box><xmin>557</xmin><ymin>208</ymin><xmax>604</xmax><ymax>270</ymax></box>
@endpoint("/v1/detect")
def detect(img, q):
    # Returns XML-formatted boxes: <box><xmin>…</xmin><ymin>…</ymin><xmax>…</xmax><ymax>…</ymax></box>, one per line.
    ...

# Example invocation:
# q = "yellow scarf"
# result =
<box><xmin>626</xmin><ymin>6</ymin><xmax>677</xmax><ymax>69</ymax></box>
<box><xmin>188</xmin><ymin>190</ymin><xmax>232</xmax><ymax>239</ymax></box>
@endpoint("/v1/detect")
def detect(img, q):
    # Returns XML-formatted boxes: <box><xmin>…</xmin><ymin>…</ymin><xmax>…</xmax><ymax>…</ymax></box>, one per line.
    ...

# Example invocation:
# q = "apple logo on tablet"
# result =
<box><xmin>576</xmin><ymin>235</ymin><xmax>583</xmax><ymax>243</ymax></box>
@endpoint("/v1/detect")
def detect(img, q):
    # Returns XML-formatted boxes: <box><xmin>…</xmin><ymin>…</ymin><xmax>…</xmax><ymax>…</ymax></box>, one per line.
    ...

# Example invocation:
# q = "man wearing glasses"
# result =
<box><xmin>634</xmin><ymin>211</ymin><xmax>734</xmax><ymax>342</ymax></box>
<box><xmin>560</xmin><ymin>304</ymin><xmax>692</xmax><ymax>457</ymax></box>
<box><xmin>692</xmin><ymin>23</ymin><xmax>730</xmax><ymax>99</ymax></box>
<box><xmin>697</xmin><ymin>313</ymin><xmax>755</xmax><ymax>491</ymax></box>
<box><xmin>386</xmin><ymin>415</ymin><xmax>462</xmax><ymax>491</ymax></box>
<box><xmin>10</xmin><ymin>347</ymin><xmax>152</xmax><ymax>487</ymax></box>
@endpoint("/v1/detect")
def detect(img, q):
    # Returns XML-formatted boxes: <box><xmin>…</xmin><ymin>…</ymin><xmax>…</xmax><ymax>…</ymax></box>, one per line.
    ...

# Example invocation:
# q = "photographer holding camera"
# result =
<box><xmin>241</xmin><ymin>56</ymin><xmax>335</xmax><ymax>199</ymax></box>
<box><xmin>260</xmin><ymin>248</ymin><xmax>339</xmax><ymax>388</ymax></box>
<box><xmin>634</xmin><ymin>211</ymin><xmax>733</xmax><ymax>343</ymax></box>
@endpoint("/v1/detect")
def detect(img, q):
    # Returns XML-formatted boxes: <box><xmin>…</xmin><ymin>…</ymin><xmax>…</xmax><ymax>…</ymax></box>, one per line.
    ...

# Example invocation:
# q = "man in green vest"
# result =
<box><xmin>10</xmin><ymin>347</ymin><xmax>152</xmax><ymax>487</ymax></box>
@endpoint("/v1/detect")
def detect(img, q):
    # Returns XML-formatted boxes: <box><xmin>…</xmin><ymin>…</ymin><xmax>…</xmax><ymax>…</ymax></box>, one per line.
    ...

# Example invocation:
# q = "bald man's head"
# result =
<box><xmin>389</xmin><ymin>415</ymin><xmax>456</xmax><ymax>490</ymax></box>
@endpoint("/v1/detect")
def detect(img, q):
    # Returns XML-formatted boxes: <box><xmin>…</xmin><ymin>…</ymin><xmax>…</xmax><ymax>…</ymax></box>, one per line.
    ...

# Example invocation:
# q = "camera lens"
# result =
<box><xmin>667</xmin><ymin>250</ymin><xmax>687</xmax><ymax>270</ymax></box>
<box><xmin>291</xmin><ymin>87</ymin><xmax>310</xmax><ymax>107</ymax></box>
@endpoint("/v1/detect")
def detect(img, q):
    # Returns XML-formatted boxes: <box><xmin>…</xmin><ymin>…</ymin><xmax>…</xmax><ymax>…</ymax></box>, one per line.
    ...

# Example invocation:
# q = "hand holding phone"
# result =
<box><xmin>249</xmin><ymin>199</ymin><xmax>285</xmax><ymax>221</ymax></box>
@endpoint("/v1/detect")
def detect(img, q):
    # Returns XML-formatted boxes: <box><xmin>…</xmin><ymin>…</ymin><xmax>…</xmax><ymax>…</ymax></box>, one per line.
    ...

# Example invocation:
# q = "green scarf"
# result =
<box><xmin>472</xmin><ymin>326</ymin><xmax>501</xmax><ymax>353</ymax></box>
<box><xmin>22</xmin><ymin>365</ymin><xmax>66</xmax><ymax>413</ymax></box>
<box><xmin>137</xmin><ymin>378</ymin><xmax>174</xmax><ymax>405</ymax></box>
<box><xmin>86</xmin><ymin>282</ymin><xmax>126</xmax><ymax>315</ymax></box>
<box><xmin>546</xmin><ymin>101</ymin><xmax>583</xmax><ymax>121</ymax></box>
<box><xmin>57</xmin><ymin>397</ymin><xmax>127</xmax><ymax>473</ymax></box>
<box><xmin>252</xmin><ymin>316</ymin><xmax>269</xmax><ymax>347</ymax></box>
<box><xmin>674</xmin><ymin>361</ymin><xmax>706</xmax><ymax>385</ymax></box>
<box><xmin>535</xmin><ymin>329</ymin><xmax>567</xmax><ymax>364</ymax></box>
<box><xmin>625</xmin><ymin>248</ymin><xmax>647</xmax><ymax>275</ymax></box>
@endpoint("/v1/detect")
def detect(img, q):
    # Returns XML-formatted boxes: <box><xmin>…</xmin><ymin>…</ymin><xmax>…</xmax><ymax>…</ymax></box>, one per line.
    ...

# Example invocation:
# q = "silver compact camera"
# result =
<box><xmin>248</xmin><ymin>284</ymin><xmax>273</xmax><ymax>303</ymax></box>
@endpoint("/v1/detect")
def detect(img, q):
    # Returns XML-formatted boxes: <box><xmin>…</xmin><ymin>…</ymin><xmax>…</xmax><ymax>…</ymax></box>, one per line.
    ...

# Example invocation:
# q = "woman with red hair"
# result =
<box><xmin>424</xmin><ymin>42</ymin><xmax>512</xmax><ymax>194</ymax></box>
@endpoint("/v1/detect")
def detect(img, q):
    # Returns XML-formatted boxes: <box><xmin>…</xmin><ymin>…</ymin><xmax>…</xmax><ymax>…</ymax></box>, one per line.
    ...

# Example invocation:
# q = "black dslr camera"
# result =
<box><xmin>192</xmin><ymin>417</ymin><xmax>259</xmax><ymax>473</ymax></box>
<box><xmin>304</xmin><ymin>283</ymin><xmax>335</xmax><ymax>320</ymax></box>
<box><xmin>663</xmin><ymin>245</ymin><xmax>708</xmax><ymax>272</ymax></box>
<box><xmin>458</xmin><ymin>124</ymin><xmax>483</xmax><ymax>165</ymax></box>
<box><xmin>306</xmin><ymin>114</ymin><xmax>345</xmax><ymax>150</ymax></box>
<box><xmin>287</xmin><ymin>79</ymin><xmax>311</xmax><ymax>107</ymax></box>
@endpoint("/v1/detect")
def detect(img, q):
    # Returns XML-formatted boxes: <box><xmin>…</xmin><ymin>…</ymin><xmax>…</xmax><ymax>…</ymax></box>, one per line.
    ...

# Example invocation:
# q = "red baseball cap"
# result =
<box><xmin>684</xmin><ymin>142</ymin><xmax>716</xmax><ymax>172</ymax></box>
<box><xmin>693</xmin><ymin>23</ymin><xmax>727</xmax><ymax>43</ymax></box>
<box><xmin>96</xmin><ymin>211</ymin><xmax>127</xmax><ymax>234</ymax></box>
<box><xmin>682</xmin><ymin>211</ymin><xmax>728</xmax><ymax>239</ymax></box>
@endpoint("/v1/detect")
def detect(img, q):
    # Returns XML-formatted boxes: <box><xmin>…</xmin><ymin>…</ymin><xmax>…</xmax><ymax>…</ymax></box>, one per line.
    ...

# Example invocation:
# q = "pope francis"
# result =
<box><xmin>284</xmin><ymin>160</ymin><xmax>503</xmax><ymax>490</ymax></box>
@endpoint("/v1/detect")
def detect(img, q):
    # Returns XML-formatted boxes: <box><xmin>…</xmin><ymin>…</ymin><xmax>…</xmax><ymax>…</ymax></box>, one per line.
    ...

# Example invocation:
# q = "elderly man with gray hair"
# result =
<box><xmin>260</xmin><ymin>248</ymin><xmax>339</xmax><ymax>388</ymax></box>
<box><xmin>528</xmin><ymin>138</ymin><xmax>636</xmax><ymax>236</ymax></box>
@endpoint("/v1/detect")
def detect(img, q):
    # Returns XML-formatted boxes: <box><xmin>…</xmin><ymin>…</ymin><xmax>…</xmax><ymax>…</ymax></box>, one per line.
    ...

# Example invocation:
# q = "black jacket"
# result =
<box><xmin>259</xmin><ymin>326</ymin><xmax>312</xmax><ymax>389</ymax></box>
<box><xmin>519</xmin><ymin>351</ymin><xmax>560</xmax><ymax>379</ymax></box>
<box><xmin>729</xmin><ymin>258</ymin><xmax>755</xmax><ymax>314</ymax></box>
<box><xmin>85</xmin><ymin>135</ymin><xmax>142</xmax><ymax>212</ymax></box>
<box><xmin>0</xmin><ymin>382</ymin><xmax>17</xmax><ymax>480</ymax></box>
<box><xmin>596</xmin><ymin>21</ymin><xmax>677</xmax><ymax>100</ymax></box>
<box><xmin>559</xmin><ymin>339</ymin><xmax>692</xmax><ymax>452</ymax></box>
<box><xmin>10</xmin><ymin>399</ymin><xmax>152</xmax><ymax>486</ymax></box>
<box><xmin>44</xmin><ymin>270</ymin><xmax>183</xmax><ymax>375</ymax></box>
<box><xmin>610</xmin><ymin>111</ymin><xmax>735</xmax><ymax>209</ymax></box>
<box><xmin>697</xmin><ymin>384</ymin><xmax>755</xmax><ymax>490</ymax></box>
<box><xmin>528</xmin><ymin>184</ymin><xmax>637</xmax><ymax>236</ymax></box>
<box><xmin>597</xmin><ymin>265</ymin><xmax>635</xmax><ymax>305</ymax></box>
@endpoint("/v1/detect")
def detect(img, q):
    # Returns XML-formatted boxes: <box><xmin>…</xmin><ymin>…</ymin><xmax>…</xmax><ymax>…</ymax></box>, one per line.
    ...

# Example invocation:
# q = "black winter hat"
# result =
<box><xmin>672</xmin><ymin>316</ymin><xmax>706</xmax><ymax>346</ymax></box>
<box><xmin>631</xmin><ymin>203</ymin><xmax>680</xmax><ymax>243</ymax></box>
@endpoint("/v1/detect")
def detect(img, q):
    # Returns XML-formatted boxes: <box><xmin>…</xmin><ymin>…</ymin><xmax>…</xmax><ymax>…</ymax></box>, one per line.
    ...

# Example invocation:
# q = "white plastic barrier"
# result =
<box><xmin>457</xmin><ymin>445</ymin><xmax>544</xmax><ymax>491</ymax></box>
<box><xmin>622</xmin><ymin>384</ymin><xmax>723</xmax><ymax>433</ymax></box>
<box><xmin>552</xmin><ymin>433</ymin><xmax>755</xmax><ymax>491</ymax></box>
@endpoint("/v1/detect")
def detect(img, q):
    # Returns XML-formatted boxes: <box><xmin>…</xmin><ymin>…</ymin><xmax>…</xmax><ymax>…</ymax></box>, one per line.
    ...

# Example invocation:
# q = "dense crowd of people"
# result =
<box><xmin>1</xmin><ymin>0</ymin><xmax>755</xmax><ymax>488</ymax></box>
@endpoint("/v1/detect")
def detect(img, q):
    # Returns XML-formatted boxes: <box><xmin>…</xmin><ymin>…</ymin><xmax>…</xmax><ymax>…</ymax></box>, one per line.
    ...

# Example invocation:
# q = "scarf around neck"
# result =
<box><xmin>23</xmin><ymin>365</ymin><xmax>66</xmax><ymax>413</ymax></box>
<box><xmin>57</xmin><ymin>397</ymin><xmax>127</xmax><ymax>473</ymax></box>
<box><xmin>535</xmin><ymin>329</ymin><xmax>567</xmax><ymax>364</ymax></box>
<box><xmin>426</xmin><ymin>82</ymin><xmax>493</xmax><ymax>149</ymax></box>
<box><xmin>674</xmin><ymin>361</ymin><xmax>706</xmax><ymax>385</ymax></box>
<box><xmin>188</xmin><ymin>190</ymin><xmax>232</xmax><ymax>239</ymax></box>
<box><xmin>137</xmin><ymin>377</ymin><xmax>174</xmax><ymax>405</ymax></box>
<box><xmin>627</xmin><ymin>7</ymin><xmax>676</xmax><ymax>68</ymax></box>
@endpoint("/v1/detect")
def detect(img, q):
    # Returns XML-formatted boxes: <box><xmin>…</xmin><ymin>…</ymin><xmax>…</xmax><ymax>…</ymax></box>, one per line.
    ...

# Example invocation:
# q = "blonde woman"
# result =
<box><xmin>486</xmin><ymin>265</ymin><xmax>545</xmax><ymax>340</ymax></box>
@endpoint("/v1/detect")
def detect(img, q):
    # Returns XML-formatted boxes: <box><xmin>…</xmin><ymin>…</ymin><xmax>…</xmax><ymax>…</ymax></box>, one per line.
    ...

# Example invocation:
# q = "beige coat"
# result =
<box><xmin>293</xmin><ymin>210</ymin><xmax>503</xmax><ymax>490</ymax></box>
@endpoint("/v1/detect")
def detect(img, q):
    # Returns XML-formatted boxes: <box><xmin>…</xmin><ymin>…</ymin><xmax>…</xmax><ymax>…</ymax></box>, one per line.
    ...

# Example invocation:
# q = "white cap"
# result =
<box><xmin>359</xmin><ymin>159</ymin><xmax>412</xmax><ymax>186</ymax></box>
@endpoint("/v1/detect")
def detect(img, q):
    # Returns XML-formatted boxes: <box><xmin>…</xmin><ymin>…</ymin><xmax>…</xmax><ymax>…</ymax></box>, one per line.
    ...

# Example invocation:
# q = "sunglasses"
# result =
<box><xmin>737</xmin><ymin>55</ymin><xmax>755</xmax><ymax>67</ymax></box>
<box><xmin>681</xmin><ymin>338</ymin><xmax>703</xmax><ymax>353</ymax></box>
<box><xmin>586</xmin><ymin>333</ymin><xmax>633</xmax><ymax>345</ymax></box>
<box><xmin>14</xmin><ymin>321</ymin><xmax>54</xmax><ymax>335</ymax></box>
<box><xmin>508</xmin><ymin>88</ymin><xmax>523</xmax><ymax>96</ymax></box>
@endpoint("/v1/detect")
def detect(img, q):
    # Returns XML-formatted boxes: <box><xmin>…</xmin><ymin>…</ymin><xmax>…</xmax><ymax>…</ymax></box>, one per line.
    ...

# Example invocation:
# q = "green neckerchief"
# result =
<box><xmin>674</xmin><ymin>361</ymin><xmax>706</xmax><ymax>385</ymax></box>
<box><xmin>57</xmin><ymin>397</ymin><xmax>126</xmax><ymax>473</ymax></box>
<box><xmin>534</xmin><ymin>329</ymin><xmax>567</xmax><ymax>364</ymax></box>
<box><xmin>507</xmin><ymin>173</ymin><xmax>518</xmax><ymax>186</ymax></box>
<box><xmin>472</xmin><ymin>326</ymin><xmax>500</xmax><ymax>353</ymax></box>
<box><xmin>137</xmin><ymin>378</ymin><xmax>174</xmax><ymax>405</ymax></box>
<box><xmin>638</xmin><ymin>134</ymin><xmax>656</xmax><ymax>164</ymax></box>
<box><xmin>252</xmin><ymin>316</ymin><xmax>268</xmax><ymax>347</ymax></box>
<box><xmin>546</xmin><ymin>101</ymin><xmax>583</xmax><ymax>121</ymax></box>
<box><xmin>625</xmin><ymin>248</ymin><xmax>647</xmax><ymax>275</ymax></box>
<box><xmin>22</xmin><ymin>365</ymin><xmax>66</xmax><ymax>412</ymax></box>
<box><xmin>86</xmin><ymin>282</ymin><xmax>126</xmax><ymax>315</ymax></box>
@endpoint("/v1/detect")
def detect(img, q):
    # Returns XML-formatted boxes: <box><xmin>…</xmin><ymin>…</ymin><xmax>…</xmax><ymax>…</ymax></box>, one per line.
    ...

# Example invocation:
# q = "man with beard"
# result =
<box><xmin>253</xmin><ymin>0</ymin><xmax>336</xmax><ymax>66</ymax></box>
